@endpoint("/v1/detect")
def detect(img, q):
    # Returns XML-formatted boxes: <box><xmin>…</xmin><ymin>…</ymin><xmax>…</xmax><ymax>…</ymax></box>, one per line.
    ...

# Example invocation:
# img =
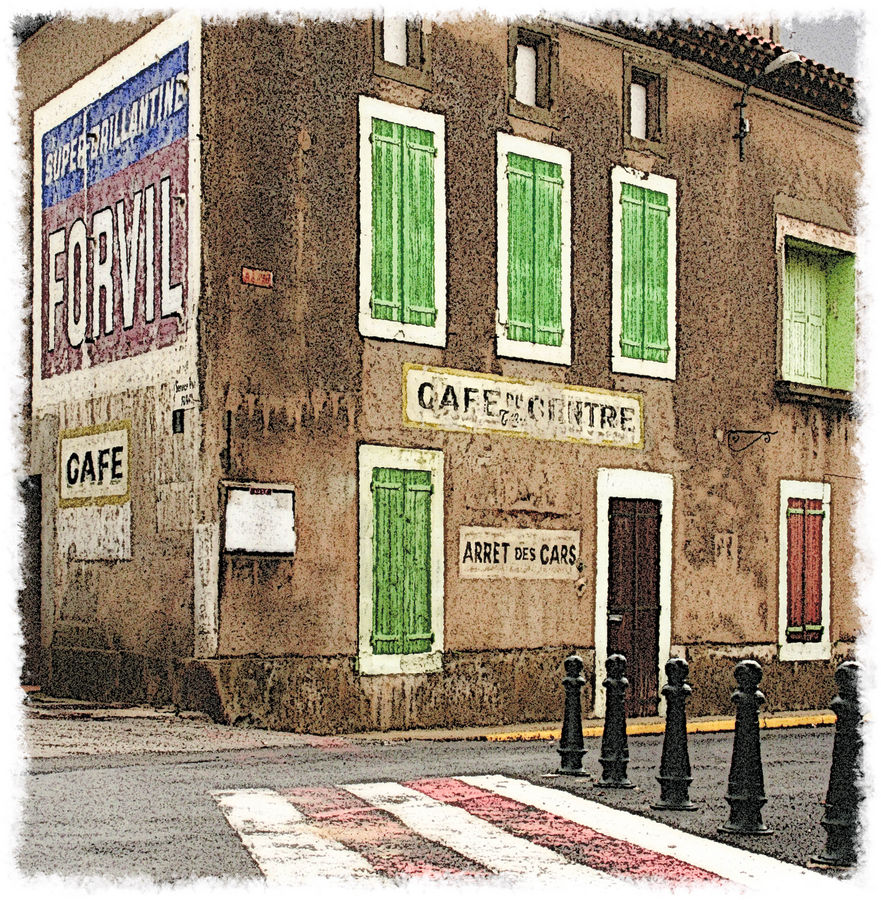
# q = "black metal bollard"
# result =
<box><xmin>596</xmin><ymin>653</ymin><xmax>634</xmax><ymax>788</ymax></box>
<box><xmin>811</xmin><ymin>661</ymin><xmax>863</xmax><ymax>867</ymax></box>
<box><xmin>651</xmin><ymin>657</ymin><xmax>697</xmax><ymax>810</ymax></box>
<box><xmin>718</xmin><ymin>659</ymin><xmax>773</xmax><ymax>835</ymax></box>
<box><xmin>557</xmin><ymin>654</ymin><xmax>588</xmax><ymax>775</ymax></box>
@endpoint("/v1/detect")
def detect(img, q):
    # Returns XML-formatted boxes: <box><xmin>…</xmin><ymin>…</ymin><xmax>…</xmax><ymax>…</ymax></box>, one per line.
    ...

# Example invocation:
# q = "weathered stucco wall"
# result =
<box><xmin>23</xmin><ymin>15</ymin><xmax>860</xmax><ymax>730</ymax></box>
<box><xmin>20</xmin><ymin>15</ymin><xmax>199</xmax><ymax>701</ymax></box>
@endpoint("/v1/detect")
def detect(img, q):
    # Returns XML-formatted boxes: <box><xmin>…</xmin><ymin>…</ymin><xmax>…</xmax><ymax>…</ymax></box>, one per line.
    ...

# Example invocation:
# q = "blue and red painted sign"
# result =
<box><xmin>39</xmin><ymin>42</ymin><xmax>190</xmax><ymax>378</ymax></box>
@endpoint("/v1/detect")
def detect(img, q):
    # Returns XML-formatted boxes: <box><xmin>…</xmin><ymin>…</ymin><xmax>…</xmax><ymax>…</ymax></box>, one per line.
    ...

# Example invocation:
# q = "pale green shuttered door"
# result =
<box><xmin>784</xmin><ymin>243</ymin><xmax>827</xmax><ymax>385</ymax></box>
<box><xmin>826</xmin><ymin>253</ymin><xmax>855</xmax><ymax>391</ymax></box>
<box><xmin>371</xmin><ymin>467</ymin><xmax>433</xmax><ymax>655</ymax></box>
<box><xmin>371</xmin><ymin>118</ymin><xmax>437</xmax><ymax>327</ymax></box>
<box><xmin>620</xmin><ymin>182</ymin><xmax>670</xmax><ymax>362</ymax></box>
<box><xmin>507</xmin><ymin>152</ymin><xmax>563</xmax><ymax>346</ymax></box>
<box><xmin>784</xmin><ymin>239</ymin><xmax>855</xmax><ymax>391</ymax></box>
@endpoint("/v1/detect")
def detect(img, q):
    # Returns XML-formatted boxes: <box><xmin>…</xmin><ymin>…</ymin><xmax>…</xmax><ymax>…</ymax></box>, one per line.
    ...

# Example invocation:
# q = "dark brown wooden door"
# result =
<box><xmin>607</xmin><ymin>497</ymin><xmax>661</xmax><ymax>717</ymax></box>
<box><xmin>18</xmin><ymin>475</ymin><xmax>42</xmax><ymax>686</ymax></box>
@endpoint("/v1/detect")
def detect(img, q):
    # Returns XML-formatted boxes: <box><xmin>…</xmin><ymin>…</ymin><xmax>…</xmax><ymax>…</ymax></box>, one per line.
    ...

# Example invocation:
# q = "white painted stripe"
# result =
<box><xmin>212</xmin><ymin>788</ymin><xmax>379</xmax><ymax>883</ymax></box>
<box><xmin>464</xmin><ymin>775</ymin><xmax>829</xmax><ymax>888</ymax></box>
<box><xmin>344</xmin><ymin>780</ymin><xmax>618</xmax><ymax>884</ymax></box>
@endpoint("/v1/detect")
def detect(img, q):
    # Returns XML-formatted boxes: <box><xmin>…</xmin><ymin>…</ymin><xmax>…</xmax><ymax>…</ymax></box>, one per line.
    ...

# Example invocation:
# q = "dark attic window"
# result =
<box><xmin>508</xmin><ymin>23</ymin><xmax>558</xmax><ymax>127</ymax></box>
<box><xmin>373</xmin><ymin>17</ymin><xmax>431</xmax><ymax>89</ymax></box>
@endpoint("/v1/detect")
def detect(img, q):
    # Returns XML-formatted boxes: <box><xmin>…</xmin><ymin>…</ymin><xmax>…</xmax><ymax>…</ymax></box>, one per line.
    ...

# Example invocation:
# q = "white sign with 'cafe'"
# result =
<box><xmin>404</xmin><ymin>364</ymin><xmax>642</xmax><ymax>448</ymax></box>
<box><xmin>58</xmin><ymin>421</ymin><xmax>131</xmax><ymax>507</ymax></box>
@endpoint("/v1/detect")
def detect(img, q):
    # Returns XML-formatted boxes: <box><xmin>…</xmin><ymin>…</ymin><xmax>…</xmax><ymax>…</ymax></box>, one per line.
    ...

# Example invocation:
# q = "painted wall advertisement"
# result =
<box><xmin>459</xmin><ymin>527</ymin><xmax>581</xmax><ymax>579</ymax></box>
<box><xmin>34</xmin><ymin>19</ymin><xmax>197</xmax><ymax>387</ymax></box>
<box><xmin>404</xmin><ymin>364</ymin><xmax>642</xmax><ymax>447</ymax></box>
<box><xmin>58</xmin><ymin>421</ymin><xmax>131</xmax><ymax>507</ymax></box>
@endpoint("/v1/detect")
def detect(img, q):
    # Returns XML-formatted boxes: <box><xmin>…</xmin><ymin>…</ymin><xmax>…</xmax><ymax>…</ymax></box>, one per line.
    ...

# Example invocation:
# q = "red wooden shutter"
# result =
<box><xmin>786</xmin><ymin>497</ymin><xmax>825</xmax><ymax>643</ymax></box>
<box><xmin>803</xmin><ymin>498</ymin><xmax>824</xmax><ymax>641</ymax></box>
<box><xmin>786</xmin><ymin>498</ymin><xmax>806</xmax><ymax>641</ymax></box>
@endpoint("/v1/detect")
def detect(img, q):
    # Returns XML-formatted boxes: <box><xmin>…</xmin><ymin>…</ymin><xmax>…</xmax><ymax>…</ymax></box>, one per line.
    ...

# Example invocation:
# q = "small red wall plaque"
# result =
<box><xmin>242</xmin><ymin>267</ymin><xmax>273</xmax><ymax>288</ymax></box>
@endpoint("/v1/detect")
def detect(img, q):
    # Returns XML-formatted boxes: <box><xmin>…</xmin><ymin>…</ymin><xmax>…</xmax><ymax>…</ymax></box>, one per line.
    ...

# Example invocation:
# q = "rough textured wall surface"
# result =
<box><xmin>20</xmin><ymin>15</ymin><xmax>199</xmax><ymax>695</ymax></box>
<box><xmin>23</xmin><ymin>15</ymin><xmax>860</xmax><ymax>731</ymax></box>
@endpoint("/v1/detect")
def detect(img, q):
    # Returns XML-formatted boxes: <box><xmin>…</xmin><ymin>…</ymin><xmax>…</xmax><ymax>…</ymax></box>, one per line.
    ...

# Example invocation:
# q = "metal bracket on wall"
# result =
<box><xmin>726</xmin><ymin>429</ymin><xmax>777</xmax><ymax>453</ymax></box>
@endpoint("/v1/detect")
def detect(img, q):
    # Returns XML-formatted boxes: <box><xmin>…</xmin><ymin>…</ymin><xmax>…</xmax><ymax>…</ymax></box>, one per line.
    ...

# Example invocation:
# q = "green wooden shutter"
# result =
<box><xmin>826</xmin><ymin>253</ymin><xmax>855</xmax><ymax>391</ymax></box>
<box><xmin>402</xmin><ymin>125</ymin><xmax>437</xmax><ymax>327</ymax></box>
<box><xmin>371</xmin><ymin>467</ymin><xmax>405</xmax><ymax>653</ymax></box>
<box><xmin>783</xmin><ymin>241</ymin><xmax>826</xmax><ymax>385</ymax></box>
<box><xmin>507</xmin><ymin>152</ymin><xmax>536</xmax><ymax>342</ymax></box>
<box><xmin>371</xmin><ymin>119</ymin><xmax>404</xmax><ymax>322</ymax></box>
<box><xmin>620</xmin><ymin>183</ymin><xmax>669</xmax><ymax>362</ymax></box>
<box><xmin>642</xmin><ymin>188</ymin><xmax>670</xmax><ymax>362</ymax></box>
<box><xmin>620</xmin><ymin>183</ymin><xmax>646</xmax><ymax>359</ymax></box>
<box><xmin>534</xmin><ymin>159</ymin><xmax>563</xmax><ymax>347</ymax></box>
<box><xmin>371</xmin><ymin>466</ymin><xmax>434</xmax><ymax>656</ymax></box>
<box><xmin>402</xmin><ymin>470</ymin><xmax>433</xmax><ymax>653</ymax></box>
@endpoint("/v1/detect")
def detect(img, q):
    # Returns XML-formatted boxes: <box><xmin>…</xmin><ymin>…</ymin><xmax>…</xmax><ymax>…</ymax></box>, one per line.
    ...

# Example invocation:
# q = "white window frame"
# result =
<box><xmin>776</xmin><ymin>214</ymin><xmax>856</xmax><ymax>388</ymax></box>
<box><xmin>778</xmin><ymin>479</ymin><xmax>831</xmax><ymax>662</ymax></box>
<box><xmin>611</xmin><ymin>166</ymin><xmax>677</xmax><ymax>380</ymax></box>
<box><xmin>593</xmin><ymin>468</ymin><xmax>673</xmax><ymax>718</ymax></box>
<box><xmin>358</xmin><ymin>96</ymin><xmax>446</xmax><ymax>347</ymax></box>
<box><xmin>358</xmin><ymin>444</ymin><xmax>445</xmax><ymax>675</ymax></box>
<box><xmin>496</xmin><ymin>133</ymin><xmax>571</xmax><ymax>365</ymax></box>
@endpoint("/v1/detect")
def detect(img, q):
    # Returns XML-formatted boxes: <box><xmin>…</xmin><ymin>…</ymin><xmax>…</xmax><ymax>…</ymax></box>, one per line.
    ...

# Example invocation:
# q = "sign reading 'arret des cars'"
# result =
<box><xmin>460</xmin><ymin>527</ymin><xmax>581</xmax><ymax>579</ymax></box>
<box><xmin>404</xmin><ymin>364</ymin><xmax>643</xmax><ymax>447</ymax></box>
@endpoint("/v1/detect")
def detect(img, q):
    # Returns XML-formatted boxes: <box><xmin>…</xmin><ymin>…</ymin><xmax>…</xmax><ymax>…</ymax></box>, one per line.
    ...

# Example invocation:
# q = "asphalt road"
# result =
<box><xmin>15</xmin><ymin>710</ymin><xmax>859</xmax><ymax>886</ymax></box>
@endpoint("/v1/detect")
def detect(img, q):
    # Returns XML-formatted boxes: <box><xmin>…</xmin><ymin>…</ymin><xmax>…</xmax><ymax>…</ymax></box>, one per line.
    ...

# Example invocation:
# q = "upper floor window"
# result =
<box><xmin>373</xmin><ymin>17</ymin><xmax>431</xmax><ymax>89</ymax></box>
<box><xmin>508</xmin><ymin>24</ymin><xmax>558</xmax><ymax>126</ymax></box>
<box><xmin>778</xmin><ymin>217</ymin><xmax>855</xmax><ymax>395</ymax></box>
<box><xmin>611</xmin><ymin>166</ymin><xmax>677</xmax><ymax>379</ymax></box>
<box><xmin>382</xmin><ymin>17</ymin><xmax>408</xmax><ymax>66</ymax></box>
<box><xmin>623</xmin><ymin>57</ymin><xmax>666</xmax><ymax>152</ymax></box>
<box><xmin>358</xmin><ymin>97</ymin><xmax>446</xmax><ymax>347</ymax></box>
<box><xmin>496</xmin><ymin>133</ymin><xmax>571</xmax><ymax>365</ymax></box>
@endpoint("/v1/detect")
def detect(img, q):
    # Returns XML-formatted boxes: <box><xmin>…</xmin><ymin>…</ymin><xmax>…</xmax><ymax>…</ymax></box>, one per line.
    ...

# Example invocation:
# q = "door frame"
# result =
<box><xmin>594</xmin><ymin>468</ymin><xmax>673</xmax><ymax>718</ymax></box>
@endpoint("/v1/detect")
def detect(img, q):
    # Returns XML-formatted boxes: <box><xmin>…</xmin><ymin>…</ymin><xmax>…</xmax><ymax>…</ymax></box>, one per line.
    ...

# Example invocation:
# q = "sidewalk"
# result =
<box><xmin>21</xmin><ymin>690</ymin><xmax>835</xmax><ymax>757</ymax></box>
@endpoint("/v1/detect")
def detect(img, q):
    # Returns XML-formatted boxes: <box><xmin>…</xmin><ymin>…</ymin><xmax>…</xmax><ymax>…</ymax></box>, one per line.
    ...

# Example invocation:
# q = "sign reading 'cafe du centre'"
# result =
<box><xmin>403</xmin><ymin>364</ymin><xmax>643</xmax><ymax>448</ymax></box>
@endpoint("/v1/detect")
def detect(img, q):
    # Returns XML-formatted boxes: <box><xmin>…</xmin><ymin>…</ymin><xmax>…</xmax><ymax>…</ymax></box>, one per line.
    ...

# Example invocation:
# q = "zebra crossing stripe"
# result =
<box><xmin>407</xmin><ymin>776</ymin><xmax>721</xmax><ymax>883</ymax></box>
<box><xmin>463</xmin><ymin>775</ymin><xmax>829</xmax><ymax>888</ymax></box>
<box><xmin>281</xmin><ymin>785</ymin><xmax>492</xmax><ymax>878</ymax></box>
<box><xmin>212</xmin><ymin>788</ymin><xmax>380</xmax><ymax>882</ymax></box>
<box><xmin>344</xmin><ymin>780</ymin><xmax>619</xmax><ymax>883</ymax></box>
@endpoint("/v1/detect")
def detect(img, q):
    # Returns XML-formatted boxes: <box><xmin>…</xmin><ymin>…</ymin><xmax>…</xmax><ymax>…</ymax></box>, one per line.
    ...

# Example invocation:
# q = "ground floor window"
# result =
<box><xmin>358</xmin><ymin>445</ymin><xmax>444</xmax><ymax>675</ymax></box>
<box><xmin>778</xmin><ymin>480</ymin><xmax>831</xmax><ymax>661</ymax></box>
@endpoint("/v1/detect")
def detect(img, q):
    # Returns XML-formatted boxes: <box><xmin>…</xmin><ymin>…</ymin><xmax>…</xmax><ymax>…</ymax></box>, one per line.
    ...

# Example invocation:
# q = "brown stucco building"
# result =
<box><xmin>18</xmin><ymin>14</ymin><xmax>861</xmax><ymax>733</ymax></box>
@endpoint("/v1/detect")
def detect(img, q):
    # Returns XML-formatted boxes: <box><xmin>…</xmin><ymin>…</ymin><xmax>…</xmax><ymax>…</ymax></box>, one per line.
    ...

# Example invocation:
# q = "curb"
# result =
<box><xmin>23</xmin><ymin>690</ymin><xmax>836</xmax><ymax>744</ymax></box>
<box><xmin>484</xmin><ymin>712</ymin><xmax>836</xmax><ymax>742</ymax></box>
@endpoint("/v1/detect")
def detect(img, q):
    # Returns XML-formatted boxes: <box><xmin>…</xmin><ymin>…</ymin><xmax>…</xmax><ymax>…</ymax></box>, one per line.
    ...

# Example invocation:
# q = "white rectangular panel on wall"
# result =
<box><xmin>459</xmin><ymin>527</ymin><xmax>580</xmax><ymax>579</ymax></box>
<box><xmin>57</xmin><ymin>504</ymin><xmax>132</xmax><ymax>560</ymax></box>
<box><xmin>224</xmin><ymin>487</ymin><xmax>296</xmax><ymax>555</ymax></box>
